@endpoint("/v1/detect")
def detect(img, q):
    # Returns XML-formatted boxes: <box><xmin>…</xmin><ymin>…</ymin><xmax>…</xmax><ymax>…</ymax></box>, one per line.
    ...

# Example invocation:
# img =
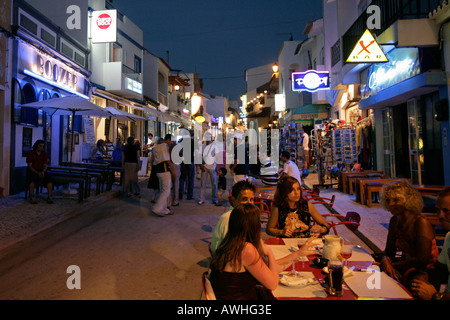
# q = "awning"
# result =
<box><xmin>359</xmin><ymin>72</ymin><xmax>447</xmax><ymax>110</ymax></box>
<box><xmin>288</xmin><ymin>104</ymin><xmax>329</xmax><ymax>120</ymax></box>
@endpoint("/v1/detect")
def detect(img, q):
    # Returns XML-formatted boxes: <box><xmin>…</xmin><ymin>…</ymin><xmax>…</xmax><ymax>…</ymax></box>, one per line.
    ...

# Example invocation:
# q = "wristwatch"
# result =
<box><xmin>433</xmin><ymin>292</ymin><xmax>444</xmax><ymax>300</ymax></box>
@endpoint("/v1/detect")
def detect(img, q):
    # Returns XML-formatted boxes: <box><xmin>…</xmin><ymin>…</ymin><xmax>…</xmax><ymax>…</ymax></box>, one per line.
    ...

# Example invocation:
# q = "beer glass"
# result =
<box><xmin>328</xmin><ymin>260</ymin><xmax>343</xmax><ymax>296</ymax></box>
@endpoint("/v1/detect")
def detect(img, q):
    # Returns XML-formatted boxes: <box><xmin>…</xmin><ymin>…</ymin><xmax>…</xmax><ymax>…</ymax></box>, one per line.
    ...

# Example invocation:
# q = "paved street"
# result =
<box><xmin>0</xmin><ymin>172</ymin><xmax>393</xmax><ymax>299</ymax></box>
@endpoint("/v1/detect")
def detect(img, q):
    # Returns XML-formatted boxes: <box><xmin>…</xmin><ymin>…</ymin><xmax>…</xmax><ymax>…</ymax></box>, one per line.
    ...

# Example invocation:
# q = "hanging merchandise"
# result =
<box><xmin>311</xmin><ymin>128</ymin><xmax>337</xmax><ymax>188</ymax></box>
<box><xmin>280</xmin><ymin>122</ymin><xmax>304</xmax><ymax>169</ymax></box>
<box><xmin>355</xmin><ymin>115</ymin><xmax>375</xmax><ymax>170</ymax></box>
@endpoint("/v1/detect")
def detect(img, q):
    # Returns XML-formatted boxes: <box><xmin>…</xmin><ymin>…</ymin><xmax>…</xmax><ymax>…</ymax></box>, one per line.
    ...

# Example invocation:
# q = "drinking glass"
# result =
<box><xmin>328</xmin><ymin>260</ymin><xmax>343</xmax><ymax>296</ymax></box>
<box><xmin>340</xmin><ymin>245</ymin><xmax>353</xmax><ymax>267</ymax></box>
<box><xmin>310</xmin><ymin>228</ymin><xmax>320</xmax><ymax>238</ymax></box>
<box><xmin>288</xmin><ymin>258</ymin><xmax>300</xmax><ymax>277</ymax></box>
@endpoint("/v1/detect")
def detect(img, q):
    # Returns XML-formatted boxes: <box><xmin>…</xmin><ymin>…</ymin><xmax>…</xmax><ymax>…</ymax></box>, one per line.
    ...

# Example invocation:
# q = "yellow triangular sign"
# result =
<box><xmin>346</xmin><ymin>29</ymin><xmax>388</xmax><ymax>63</ymax></box>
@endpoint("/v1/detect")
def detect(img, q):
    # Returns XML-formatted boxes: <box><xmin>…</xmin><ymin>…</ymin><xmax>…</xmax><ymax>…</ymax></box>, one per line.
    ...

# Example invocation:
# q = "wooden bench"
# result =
<box><xmin>365</xmin><ymin>181</ymin><xmax>385</xmax><ymax>207</ymax></box>
<box><xmin>339</xmin><ymin>170</ymin><xmax>384</xmax><ymax>194</ymax></box>
<box><xmin>47</xmin><ymin>166</ymin><xmax>88</xmax><ymax>203</ymax></box>
<box><xmin>67</xmin><ymin>162</ymin><xmax>113</xmax><ymax>194</ymax></box>
<box><xmin>359</xmin><ymin>178</ymin><xmax>410</xmax><ymax>206</ymax></box>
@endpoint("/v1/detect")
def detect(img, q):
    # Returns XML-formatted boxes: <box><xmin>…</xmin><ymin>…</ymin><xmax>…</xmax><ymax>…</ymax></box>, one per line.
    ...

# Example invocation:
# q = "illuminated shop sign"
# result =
<box><xmin>91</xmin><ymin>10</ymin><xmax>117</xmax><ymax>43</ymax></box>
<box><xmin>126</xmin><ymin>77</ymin><xmax>142</xmax><ymax>94</ymax></box>
<box><xmin>292</xmin><ymin>70</ymin><xmax>330</xmax><ymax>92</ymax></box>
<box><xmin>346</xmin><ymin>29</ymin><xmax>388</xmax><ymax>63</ymax></box>
<box><xmin>19</xmin><ymin>42</ymin><xmax>88</xmax><ymax>98</ymax></box>
<box><xmin>361</xmin><ymin>48</ymin><xmax>420</xmax><ymax>98</ymax></box>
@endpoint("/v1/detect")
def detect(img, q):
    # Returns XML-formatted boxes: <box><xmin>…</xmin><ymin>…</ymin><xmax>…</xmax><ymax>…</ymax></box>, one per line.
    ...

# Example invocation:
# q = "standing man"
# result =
<box><xmin>301</xmin><ymin>130</ymin><xmax>310</xmax><ymax>169</ymax></box>
<box><xmin>143</xmin><ymin>133</ymin><xmax>155</xmax><ymax>157</ymax></box>
<box><xmin>280</xmin><ymin>150</ymin><xmax>301</xmax><ymax>183</ymax></box>
<box><xmin>411</xmin><ymin>187</ymin><xmax>450</xmax><ymax>300</ymax></box>
<box><xmin>230</xmin><ymin>136</ymin><xmax>249</xmax><ymax>183</ymax></box>
<box><xmin>27</xmin><ymin>139</ymin><xmax>53</xmax><ymax>204</ymax></box>
<box><xmin>179</xmin><ymin>130</ymin><xmax>196</xmax><ymax>200</ymax></box>
<box><xmin>150</xmin><ymin>135</ymin><xmax>173</xmax><ymax>216</ymax></box>
<box><xmin>165</xmin><ymin>134</ymin><xmax>180</xmax><ymax>207</ymax></box>
<box><xmin>198</xmin><ymin>136</ymin><xmax>218</xmax><ymax>205</ymax></box>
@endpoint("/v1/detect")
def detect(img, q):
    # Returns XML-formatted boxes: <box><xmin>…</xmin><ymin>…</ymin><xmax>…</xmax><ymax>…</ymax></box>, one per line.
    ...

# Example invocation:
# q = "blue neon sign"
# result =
<box><xmin>292</xmin><ymin>70</ymin><xmax>330</xmax><ymax>92</ymax></box>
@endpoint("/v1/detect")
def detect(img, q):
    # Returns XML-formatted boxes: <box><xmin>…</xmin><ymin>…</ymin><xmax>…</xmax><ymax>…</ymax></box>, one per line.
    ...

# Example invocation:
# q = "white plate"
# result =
<box><xmin>322</xmin><ymin>266</ymin><xmax>354</xmax><ymax>278</ymax></box>
<box><xmin>279</xmin><ymin>274</ymin><xmax>318</xmax><ymax>288</ymax></box>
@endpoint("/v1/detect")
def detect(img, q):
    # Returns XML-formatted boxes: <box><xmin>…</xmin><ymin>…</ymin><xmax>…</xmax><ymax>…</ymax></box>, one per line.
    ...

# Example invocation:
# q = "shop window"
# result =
<box><xmin>41</xmin><ymin>28</ymin><xmax>56</xmax><ymax>47</ymax></box>
<box><xmin>19</xmin><ymin>13</ymin><xmax>37</xmax><ymax>35</ymax></box>
<box><xmin>134</xmin><ymin>55</ymin><xmax>141</xmax><ymax>73</ymax></box>
<box><xmin>73</xmin><ymin>115</ymin><xmax>83</xmax><ymax>133</ymax></box>
<box><xmin>12</xmin><ymin>79</ymin><xmax>22</xmax><ymax>123</ymax></box>
<box><xmin>21</xmin><ymin>83</ymin><xmax>39</xmax><ymax>127</ymax></box>
<box><xmin>61</xmin><ymin>42</ymin><xmax>73</xmax><ymax>59</ymax></box>
<box><xmin>74</xmin><ymin>52</ymin><xmax>85</xmax><ymax>67</ymax></box>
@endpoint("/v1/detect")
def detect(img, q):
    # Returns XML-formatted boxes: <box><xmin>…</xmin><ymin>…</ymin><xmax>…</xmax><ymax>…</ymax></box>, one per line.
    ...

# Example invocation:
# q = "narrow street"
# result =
<box><xmin>0</xmin><ymin>191</ymin><xmax>222</xmax><ymax>300</ymax></box>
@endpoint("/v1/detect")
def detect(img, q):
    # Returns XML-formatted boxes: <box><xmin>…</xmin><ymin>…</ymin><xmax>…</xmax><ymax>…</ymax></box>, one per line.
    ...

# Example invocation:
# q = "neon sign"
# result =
<box><xmin>292</xmin><ymin>70</ymin><xmax>330</xmax><ymax>92</ymax></box>
<box><xmin>361</xmin><ymin>48</ymin><xmax>420</xmax><ymax>98</ymax></box>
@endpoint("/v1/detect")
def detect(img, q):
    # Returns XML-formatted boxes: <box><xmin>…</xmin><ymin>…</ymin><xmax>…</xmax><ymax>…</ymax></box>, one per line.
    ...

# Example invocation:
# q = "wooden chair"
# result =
<box><xmin>202</xmin><ymin>271</ymin><xmax>216</xmax><ymax>300</ymax></box>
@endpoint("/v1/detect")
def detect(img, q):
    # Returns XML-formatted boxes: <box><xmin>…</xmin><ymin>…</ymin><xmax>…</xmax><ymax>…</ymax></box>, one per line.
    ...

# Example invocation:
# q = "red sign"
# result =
<box><xmin>96</xmin><ymin>13</ymin><xmax>112</xmax><ymax>30</ymax></box>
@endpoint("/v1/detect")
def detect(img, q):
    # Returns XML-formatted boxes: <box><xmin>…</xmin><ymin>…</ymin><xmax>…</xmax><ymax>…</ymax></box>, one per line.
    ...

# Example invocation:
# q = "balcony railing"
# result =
<box><xmin>341</xmin><ymin>0</ymin><xmax>445</xmax><ymax>64</ymax></box>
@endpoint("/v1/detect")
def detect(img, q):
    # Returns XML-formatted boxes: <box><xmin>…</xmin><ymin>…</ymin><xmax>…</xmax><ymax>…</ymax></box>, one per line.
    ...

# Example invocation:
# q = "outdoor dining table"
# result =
<box><xmin>265</xmin><ymin>237</ymin><xmax>414</xmax><ymax>300</ymax></box>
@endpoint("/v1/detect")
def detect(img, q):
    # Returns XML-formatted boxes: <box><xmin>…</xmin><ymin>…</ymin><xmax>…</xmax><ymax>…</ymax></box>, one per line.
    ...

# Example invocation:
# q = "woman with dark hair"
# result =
<box><xmin>209</xmin><ymin>203</ymin><xmax>279</xmax><ymax>300</ymax></box>
<box><xmin>266</xmin><ymin>176</ymin><xmax>329</xmax><ymax>238</ymax></box>
<box><xmin>378</xmin><ymin>179</ymin><xmax>439</xmax><ymax>282</ymax></box>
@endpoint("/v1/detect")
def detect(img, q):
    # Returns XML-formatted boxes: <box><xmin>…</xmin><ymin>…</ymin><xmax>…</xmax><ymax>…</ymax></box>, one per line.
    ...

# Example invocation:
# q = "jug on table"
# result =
<box><xmin>322</xmin><ymin>235</ymin><xmax>344</xmax><ymax>261</ymax></box>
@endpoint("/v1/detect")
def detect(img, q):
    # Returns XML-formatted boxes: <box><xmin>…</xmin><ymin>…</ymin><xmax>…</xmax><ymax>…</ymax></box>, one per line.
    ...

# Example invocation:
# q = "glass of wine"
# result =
<box><xmin>310</xmin><ymin>228</ymin><xmax>320</xmax><ymax>238</ymax></box>
<box><xmin>340</xmin><ymin>245</ymin><xmax>353</xmax><ymax>267</ymax></box>
<box><xmin>288</xmin><ymin>257</ymin><xmax>300</xmax><ymax>277</ymax></box>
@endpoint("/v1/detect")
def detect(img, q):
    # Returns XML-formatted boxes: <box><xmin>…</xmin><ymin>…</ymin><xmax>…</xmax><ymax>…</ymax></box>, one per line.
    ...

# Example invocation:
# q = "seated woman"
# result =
<box><xmin>266</xmin><ymin>176</ymin><xmax>329</xmax><ymax>238</ymax></box>
<box><xmin>209</xmin><ymin>203</ymin><xmax>279</xmax><ymax>300</ymax></box>
<box><xmin>379</xmin><ymin>179</ymin><xmax>439</xmax><ymax>282</ymax></box>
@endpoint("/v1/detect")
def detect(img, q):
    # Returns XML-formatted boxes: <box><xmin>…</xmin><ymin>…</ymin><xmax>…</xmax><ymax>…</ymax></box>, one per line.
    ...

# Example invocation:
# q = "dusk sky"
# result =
<box><xmin>112</xmin><ymin>0</ymin><xmax>323</xmax><ymax>102</ymax></box>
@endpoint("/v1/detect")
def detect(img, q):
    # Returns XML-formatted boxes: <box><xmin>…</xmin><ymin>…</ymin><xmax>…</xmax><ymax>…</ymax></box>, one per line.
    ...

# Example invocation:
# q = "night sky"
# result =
<box><xmin>112</xmin><ymin>0</ymin><xmax>323</xmax><ymax>102</ymax></box>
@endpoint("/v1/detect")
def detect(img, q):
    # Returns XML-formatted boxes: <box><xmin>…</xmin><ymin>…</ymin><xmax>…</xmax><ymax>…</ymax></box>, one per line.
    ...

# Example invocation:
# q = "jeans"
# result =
<box><xmin>199</xmin><ymin>168</ymin><xmax>218</xmax><ymax>203</ymax></box>
<box><xmin>179</xmin><ymin>163</ymin><xmax>195</xmax><ymax>199</ymax></box>
<box><xmin>171</xmin><ymin>164</ymin><xmax>181</xmax><ymax>204</ymax></box>
<box><xmin>153</xmin><ymin>171</ymin><xmax>172</xmax><ymax>214</ymax></box>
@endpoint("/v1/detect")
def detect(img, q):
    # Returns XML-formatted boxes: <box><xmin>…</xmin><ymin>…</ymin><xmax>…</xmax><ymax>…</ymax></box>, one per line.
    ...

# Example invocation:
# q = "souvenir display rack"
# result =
<box><xmin>280</xmin><ymin>122</ymin><xmax>304</xmax><ymax>169</ymax></box>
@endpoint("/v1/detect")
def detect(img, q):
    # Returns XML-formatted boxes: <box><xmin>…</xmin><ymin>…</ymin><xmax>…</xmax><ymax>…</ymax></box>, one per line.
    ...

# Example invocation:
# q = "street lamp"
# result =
<box><xmin>272</xmin><ymin>63</ymin><xmax>279</xmax><ymax>73</ymax></box>
<box><xmin>191</xmin><ymin>92</ymin><xmax>201</xmax><ymax>114</ymax></box>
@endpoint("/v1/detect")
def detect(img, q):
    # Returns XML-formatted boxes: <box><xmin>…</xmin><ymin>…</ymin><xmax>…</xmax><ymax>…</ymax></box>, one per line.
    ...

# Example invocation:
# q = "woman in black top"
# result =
<box><xmin>122</xmin><ymin>136</ymin><xmax>141</xmax><ymax>196</ymax></box>
<box><xmin>266</xmin><ymin>176</ymin><xmax>330</xmax><ymax>238</ymax></box>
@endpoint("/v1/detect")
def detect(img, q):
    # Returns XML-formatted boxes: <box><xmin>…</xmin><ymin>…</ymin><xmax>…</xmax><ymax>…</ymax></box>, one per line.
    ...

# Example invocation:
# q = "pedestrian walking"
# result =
<box><xmin>150</xmin><ymin>135</ymin><xmax>173</xmax><ymax>216</ymax></box>
<box><xmin>198</xmin><ymin>137</ymin><xmax>218</xmax><ymax>205</ymax></box>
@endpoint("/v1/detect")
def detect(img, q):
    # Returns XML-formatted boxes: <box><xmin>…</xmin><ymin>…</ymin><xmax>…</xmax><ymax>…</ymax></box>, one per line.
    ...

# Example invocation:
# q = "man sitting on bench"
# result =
<box><xmin>27</xmin><ymin>139</ymin><xmax>53</xmax><ymax>204</ymax></box>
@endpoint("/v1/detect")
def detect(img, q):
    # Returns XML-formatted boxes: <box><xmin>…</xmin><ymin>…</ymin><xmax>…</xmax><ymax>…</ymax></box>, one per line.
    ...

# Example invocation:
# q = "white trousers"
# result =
<box><xmin>153</xmin><ymin>171</ymin><xmax>172</xmax><ymax>214</ymax></box>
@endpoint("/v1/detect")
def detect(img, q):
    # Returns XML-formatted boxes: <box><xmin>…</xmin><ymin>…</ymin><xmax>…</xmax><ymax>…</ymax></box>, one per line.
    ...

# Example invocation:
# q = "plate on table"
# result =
<box><xmin>279</xmin><ymin>272</ymin><xmax>319</xmax><ymax>288</ymax></box>
<box><xmin>322</xmin><ymin>266</ymin><xmax>354</xmax><ymax>278</ymax></box>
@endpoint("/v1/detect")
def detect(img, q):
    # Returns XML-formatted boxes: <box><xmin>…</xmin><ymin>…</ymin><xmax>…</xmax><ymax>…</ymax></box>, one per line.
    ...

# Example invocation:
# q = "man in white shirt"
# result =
<box><xmin>301</xmin><ymin>131</ymin><xmax>310</xmax><ymax>169</ymax></box>
<box><xmin>198</xmin><ymin>139</ymin><xmax>218</xmax><ymax>205</ymax></box>
<box><xmin>280</xmin><ymin>150</ymin><xmax>301</xmax><ymax>183</ymax></box>
<box><xmin>210</xmin><ymin>180</ymin><xmax>255</xmax><ymax>253</ymax></box>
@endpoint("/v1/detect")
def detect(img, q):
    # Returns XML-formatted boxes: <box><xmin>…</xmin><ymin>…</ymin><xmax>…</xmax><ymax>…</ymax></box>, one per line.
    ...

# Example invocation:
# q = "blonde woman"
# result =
<box><xmin>379</xmin><ymin>179</ymin><xmax>439</xmax><ymax>281</ymax></box>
